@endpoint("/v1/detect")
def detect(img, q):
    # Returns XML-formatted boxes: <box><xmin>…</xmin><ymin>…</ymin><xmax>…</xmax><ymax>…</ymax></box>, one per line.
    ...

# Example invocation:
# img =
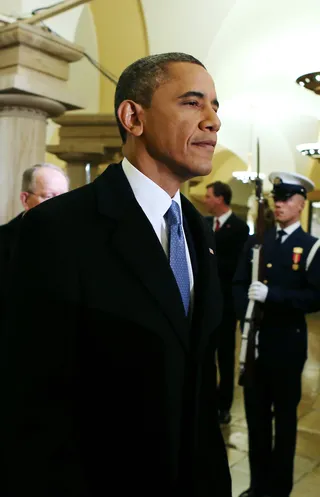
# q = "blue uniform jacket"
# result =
<box><xmin>233</xmin><ymin>226</ymin><xmax>320</xmax><ymax>366</ymax></box>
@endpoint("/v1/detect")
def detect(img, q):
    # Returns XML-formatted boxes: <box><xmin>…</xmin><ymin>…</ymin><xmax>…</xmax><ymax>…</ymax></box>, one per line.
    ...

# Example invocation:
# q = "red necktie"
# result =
<box><xmin>215</xmin><ymin>219</ymin><xmax>220</xmax><ymax>232</ymax></box>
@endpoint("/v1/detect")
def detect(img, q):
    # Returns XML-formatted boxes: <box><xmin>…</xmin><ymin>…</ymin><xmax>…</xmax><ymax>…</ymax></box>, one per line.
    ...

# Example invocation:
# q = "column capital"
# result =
<box><xmin>0</xmin><ymin>23</ymin><xmax>85</xmax><ymax>110</ymax></box>
<box><xmin>0</xmin><ymin>22</ymin><xmax>86</xmax><ymax>221</ymax></box>
<box><xmin>47</xmin><ymin>113</ymin><xmax>123</xmax><ymax>167</ymax></box>
<box><xmin>50</xmin><ymin>150</ymin><xmax>106</xmax><ymax>165</ymax></box>
<box><xmin>0</xmin><ymin>94</ymin><xmax>66</xmax><ymax>119</ymax></box>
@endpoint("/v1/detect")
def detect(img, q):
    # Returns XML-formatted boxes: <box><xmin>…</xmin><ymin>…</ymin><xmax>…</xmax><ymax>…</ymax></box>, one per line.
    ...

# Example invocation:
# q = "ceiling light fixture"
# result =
<box><xmin>296</xmin><ymin>72</ymin><xmax>320</xmax><ymax>95</ymax></box>
<box><xmin>296</xmin><ymin>142</ymin><xmax>320</xmax><ymax>159</ymax></box>
<box><xmin>232</xmin><ymin>142</ymin><xmax>265</xmax><ymax>184</ymax></box>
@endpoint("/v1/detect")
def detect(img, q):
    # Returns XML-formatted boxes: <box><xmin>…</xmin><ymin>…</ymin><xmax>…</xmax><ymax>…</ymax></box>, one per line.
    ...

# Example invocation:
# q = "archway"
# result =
<box><xmin>189</xmin><ymin>146</ymin><xmax>253</xmax><ymax>219</ymax></box>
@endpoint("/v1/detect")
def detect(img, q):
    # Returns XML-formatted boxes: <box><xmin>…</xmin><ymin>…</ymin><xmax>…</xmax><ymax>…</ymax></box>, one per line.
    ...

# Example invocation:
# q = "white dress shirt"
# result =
<box><xmin>276</xmin><ymin>221</ymin><xmax>301</xmax><ymax>243</ymax></box>
<box><xmin>122</xmin><ymin>158</ymin><xmax>194</xmax><ymax>303</ymax></box>
<box><xmin>213</xmin><ymin>209</ymin><xmax>232</xmax><ymax>231</ymax></box>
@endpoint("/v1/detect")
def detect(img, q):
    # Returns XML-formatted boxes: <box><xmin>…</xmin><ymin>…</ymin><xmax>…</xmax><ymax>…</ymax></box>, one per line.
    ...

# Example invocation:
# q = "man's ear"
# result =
<box><xmin>117</xmin><ymin>100</ymin><xmax>144</xmax><ymax>138</ymax></box>
<box><xmin>20</xmin><ymin>192</ymin><xmax>29</xmax><ymax>211</ymax></box>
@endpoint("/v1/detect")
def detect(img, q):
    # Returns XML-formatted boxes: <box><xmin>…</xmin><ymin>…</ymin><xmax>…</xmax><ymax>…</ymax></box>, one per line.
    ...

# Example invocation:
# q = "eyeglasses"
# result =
<box><xmin>26</xmin><ymin>191</ymin><xmax>56</xmax><ymax>201</ymax></box>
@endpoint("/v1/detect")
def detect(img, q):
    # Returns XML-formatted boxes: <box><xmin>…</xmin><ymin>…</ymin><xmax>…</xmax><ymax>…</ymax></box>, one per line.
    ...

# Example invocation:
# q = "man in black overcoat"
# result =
<box><xmin>0</xmin><ymin>53</ymin><xmax>232</xmax><ymax>497</ymax></box>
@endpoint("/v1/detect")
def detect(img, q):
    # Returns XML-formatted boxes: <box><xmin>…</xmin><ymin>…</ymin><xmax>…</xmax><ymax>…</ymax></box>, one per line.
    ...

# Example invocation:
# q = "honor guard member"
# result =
<box><xmin>233</xmin><ymin>172</ymin><xmax>320</xmax><ymax>497</ymax></box>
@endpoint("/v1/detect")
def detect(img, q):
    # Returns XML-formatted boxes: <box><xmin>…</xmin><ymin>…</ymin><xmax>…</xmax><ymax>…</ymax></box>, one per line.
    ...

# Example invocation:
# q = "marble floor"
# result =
<box><xmin>222</xmin><ymin>312</ymin><xmax>320</xmax><ymax>497</ymax></box>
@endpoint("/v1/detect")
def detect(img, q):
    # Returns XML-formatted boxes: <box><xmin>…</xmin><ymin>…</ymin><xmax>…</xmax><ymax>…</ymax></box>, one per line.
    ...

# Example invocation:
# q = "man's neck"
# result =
<box><xmin>279</xmin><ymin>217</ymin><xmax>300</xmax><ymax>229</ymax></box>
<box><xmin>124</xmin><ymin>149</ymin><xmax>183</xmax><ymax>198</ymax></box>
<box><xmin>214</xmin><ymin>206</ymin><xmax>230</xmax><ymax>218</ymax></box>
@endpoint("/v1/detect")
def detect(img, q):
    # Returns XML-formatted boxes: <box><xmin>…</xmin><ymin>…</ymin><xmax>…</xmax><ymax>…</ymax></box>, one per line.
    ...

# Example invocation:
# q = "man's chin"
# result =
<box><xmin>188</xmin><ymin>160</ymin><xmax>212</xmax><ymax>178</ymax></box>
<box><xmin>173</xmin><ymin>159</ymin><xmax>212</xmax><ymax>182</ymax></box>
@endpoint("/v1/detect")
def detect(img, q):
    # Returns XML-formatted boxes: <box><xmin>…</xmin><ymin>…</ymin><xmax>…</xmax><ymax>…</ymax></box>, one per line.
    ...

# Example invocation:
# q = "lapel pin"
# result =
<box><xmin>209</xmin><ymin>248</ymin><xmax>214</xmax><ymax>255</ymax></box>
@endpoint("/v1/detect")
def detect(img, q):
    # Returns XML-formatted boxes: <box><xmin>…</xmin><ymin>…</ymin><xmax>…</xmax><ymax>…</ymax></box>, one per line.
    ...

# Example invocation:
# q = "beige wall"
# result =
<box><xmin>40</xmin><ymin>0</ymin><xmax>318</xmax><ymax>233</ymax></box>
<box><xmin>90</xmin><ymin>0</ymin><xmax>149</xmax><ymax>113</ymax></box>
<box><xmin>190</xmin><ymin>148</ymin><xmax>252</xmax><ymax>211</ymax></box>
<box><xmin>308</xmin><ymin>159</ymin><xmax>320</xmax><ymax>190</ymax></box>
<box><xmin>45</xmin><ymin>0</ymin><xmax>148</xmax><ymax>169</ymax></box>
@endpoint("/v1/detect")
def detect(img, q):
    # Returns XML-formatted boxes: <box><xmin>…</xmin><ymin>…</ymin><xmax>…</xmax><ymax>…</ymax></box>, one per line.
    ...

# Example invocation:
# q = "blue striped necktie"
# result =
<box><xmin>165</xmin><ymin>200</ymin><xmax>190</xmax><ymax>315</ymax></box>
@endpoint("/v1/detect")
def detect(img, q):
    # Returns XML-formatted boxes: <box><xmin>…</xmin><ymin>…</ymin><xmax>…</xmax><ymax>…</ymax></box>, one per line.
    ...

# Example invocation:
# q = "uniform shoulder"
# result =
<box><xmin>292</xmin><ymin>226</ymin><xmax>318</xmax><ymax>245</ymax></box>
<box><xmin>297</xmin><ymin>229</ymin><xmax>319</xmax><ymax>248</ymax></box>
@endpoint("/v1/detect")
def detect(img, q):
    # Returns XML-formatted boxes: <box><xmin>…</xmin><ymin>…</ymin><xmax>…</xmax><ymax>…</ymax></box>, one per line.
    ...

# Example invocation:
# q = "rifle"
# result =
<box><xmin>238</xmin><ymin>140</ymin><xmax>265</xmax><ymax>386</ymax></box>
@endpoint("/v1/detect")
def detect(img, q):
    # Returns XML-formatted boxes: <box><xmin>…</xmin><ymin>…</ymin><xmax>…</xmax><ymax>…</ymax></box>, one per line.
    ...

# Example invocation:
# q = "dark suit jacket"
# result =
<box><xmin>206</xmin><ymin>213</ymin><xmax>249</xmax><ymax>302</ymax></box>
<box><xmin>233</xmin><ymin>227</ymin><xmax>320</xmax><ymax>367</ymax></box>
<box><xmin>0</xmin><ymin>163</ymin><xmax>231</xmax><ymax>497</ymax></box>
<box><xmin>0</xmin><ymin>213</ymin><xmax>24</xmax><ymax>313</ymax></box>
<box><xmin>0</xmin><ymin>213</ymin><xmax>24</xmax><ymax>268</ymax></box>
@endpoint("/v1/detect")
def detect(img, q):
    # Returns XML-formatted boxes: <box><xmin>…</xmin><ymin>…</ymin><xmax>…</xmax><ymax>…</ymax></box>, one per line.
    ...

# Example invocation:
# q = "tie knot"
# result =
<box><xmin>277</xmin><ymin>229</ymin><xmax>287</xmax><ymax>240</ymax></box>
<box><xmin>165</xmin><ymin>200</ymin><xmax>181</xmax><ymax>226</ymax></box>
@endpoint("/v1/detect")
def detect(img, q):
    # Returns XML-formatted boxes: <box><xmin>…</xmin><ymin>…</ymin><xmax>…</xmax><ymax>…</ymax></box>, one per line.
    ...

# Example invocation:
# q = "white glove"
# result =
<box><xmin>248</xmin><ymin>281</ymin><xmax>268</xmax><ymax>303</ymax></box>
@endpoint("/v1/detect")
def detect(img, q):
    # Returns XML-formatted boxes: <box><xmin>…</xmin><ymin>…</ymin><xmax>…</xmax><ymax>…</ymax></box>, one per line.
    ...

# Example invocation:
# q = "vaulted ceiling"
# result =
<box><xmin>141</xmin><ymin>0</ymin><xmax>320</xmax><ymax>188</ymax></box>
<box><xmin>1</xmin><ymin>0</ymin><xmax>319</xmax><ymax>190</ymax></box>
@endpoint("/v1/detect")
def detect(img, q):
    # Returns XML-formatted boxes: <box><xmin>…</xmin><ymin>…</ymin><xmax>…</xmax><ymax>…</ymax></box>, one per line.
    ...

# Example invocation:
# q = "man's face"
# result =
<box><xmin>274</xmin><ymin>194</ymin><xmax>305</xmax><ymax>227</ymax></box>
<box><xmin>204</xmin><ymin>187</ymin><xmax>221</xmax><ymax>216</ymax></box>
<box><xmin>141</xmin><ymin>62</ymin><xmax>221</xmax><ymax>181</ymax></box>
<box><xmin>21</xmin><ymin>168</ymin><xmax>69</xmax><ymax>211</ymax></box>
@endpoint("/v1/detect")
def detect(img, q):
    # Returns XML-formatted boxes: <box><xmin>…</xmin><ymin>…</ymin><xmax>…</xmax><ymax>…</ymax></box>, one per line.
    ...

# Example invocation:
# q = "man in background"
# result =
<box><xmin>205</xmin><ymin>181</ymin><xmax>249</xmax><ymax>423</ymax></box>
<box><xmin>0</xmin><ymin>163</ymin><xmax>69</xmax><ymax>313</ymax></box>
<box><xmin>0</xmin><ymin>163</ymin><xmax>69</xmax><ymax>265</ymax></box>
<box><xmin>1</xmin><ymin>53</ymin><xmax>231</xmax><ymax>497</ymax></box>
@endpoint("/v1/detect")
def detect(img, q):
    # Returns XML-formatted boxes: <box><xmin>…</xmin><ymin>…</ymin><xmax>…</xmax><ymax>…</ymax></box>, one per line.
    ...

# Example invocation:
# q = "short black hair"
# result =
<box><xmin>207</xmin><ymin>181</ymin><xmax>232</xmax><ymax>206</ymax></box>
<box><xmin>114</xmin><ymin>52</ymin><xmax>206</xmax><ymax>143</ymax></box>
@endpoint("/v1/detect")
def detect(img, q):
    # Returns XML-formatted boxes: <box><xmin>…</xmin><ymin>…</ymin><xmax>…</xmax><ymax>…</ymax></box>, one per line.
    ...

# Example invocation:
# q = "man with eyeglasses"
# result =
<box><xmin>19</xmin><ymin>163</ymin><xmax>69</xmax><ymax>211</ymax></box>
<box><xmin>0</xmin><ymin>162</ymin><xmax>69</xmax><ymax>251</ymax></box>
<box><xmin>0</xmin><ymin>163</ymin><xmax>69</xmax><ymax>309</ymax></box>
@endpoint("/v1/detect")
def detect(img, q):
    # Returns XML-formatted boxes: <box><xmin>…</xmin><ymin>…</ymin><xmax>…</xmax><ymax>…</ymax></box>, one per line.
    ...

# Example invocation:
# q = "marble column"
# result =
<box><xmin>0</xmin><ymin>22</ymin><xmax>85</xmax><ymax>223</ymax></box>
<box><xmin>0</xmin><ymin>95</ymin><xmax>65</xmax><ymax>223</ymax></box>
<box><xmin>47</xmin><ymin>114</ymin><xmax>123</xmax><ymax>189</ymax></box>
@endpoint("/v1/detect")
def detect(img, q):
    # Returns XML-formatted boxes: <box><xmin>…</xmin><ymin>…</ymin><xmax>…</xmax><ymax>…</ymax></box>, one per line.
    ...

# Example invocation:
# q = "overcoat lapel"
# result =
<box><xmin>94</xmin><ymin>163</ymin><xmax>189</xmax><ymax>351</ymax></box>
<box><xmin>181</xmin><ymin>196</ymin><xmax>221</xmax><ymax>357</ymax></box>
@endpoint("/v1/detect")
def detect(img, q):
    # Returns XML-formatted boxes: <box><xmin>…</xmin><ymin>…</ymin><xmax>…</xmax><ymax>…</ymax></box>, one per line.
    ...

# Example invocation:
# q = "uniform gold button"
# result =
<box><xmin>263</xmin><ymin>280</ymin><xmax>268</xmax><ymax>284</ymax></box>
<box><xmin>266</xmin><ymin>263</ymin><xmax>272</xmax><ymax>268</ymax></box>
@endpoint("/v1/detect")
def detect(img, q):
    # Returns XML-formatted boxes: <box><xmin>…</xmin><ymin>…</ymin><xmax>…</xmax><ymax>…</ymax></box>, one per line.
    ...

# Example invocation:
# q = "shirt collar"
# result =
<box><xmin>121</xmin><ymin>157</ymin><xmax>181</xmax><ymax>221</ymax></box>
<box><xmin>276</xmin><ymin>220</ymin><xmax>301</xmax><ymax>236</ymax></box>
